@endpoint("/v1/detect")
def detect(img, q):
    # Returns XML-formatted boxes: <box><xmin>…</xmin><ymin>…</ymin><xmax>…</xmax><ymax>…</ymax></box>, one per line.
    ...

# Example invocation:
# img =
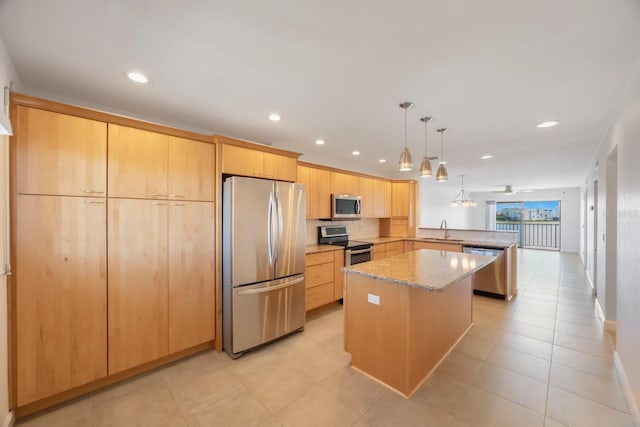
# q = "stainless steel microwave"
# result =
<box><xmin>331</xmin><ymin>194</ymin><xmax>362</xmax><ymax>220</ymax></box>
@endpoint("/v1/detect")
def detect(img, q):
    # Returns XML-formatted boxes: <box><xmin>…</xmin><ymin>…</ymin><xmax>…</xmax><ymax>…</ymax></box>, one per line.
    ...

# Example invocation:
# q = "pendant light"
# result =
<box><xmin>419</xmin><ymin>116</ymin><xmax>434</xmax><ymax>177</ymax></box>
<box><xmin>398</xmin><ymin>102</ymin><xmax>414</xmax><ymax>171</ymax></box>
<box><xmin>435</xmin><ymin>128</ymin><xmax>448</xmax><ymax>182</ymax></box>
<box><xmin>451</xmin><ymin>175</ymin><xmax>476</xmax><ymax>207</ymax></box>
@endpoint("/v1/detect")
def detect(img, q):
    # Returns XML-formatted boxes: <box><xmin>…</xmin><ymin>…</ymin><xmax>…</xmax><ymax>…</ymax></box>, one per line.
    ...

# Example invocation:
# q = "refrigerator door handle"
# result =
<box><xmin>275</xmin><ymin>187</ymin><xmax>283</xmax><ymax>265</ymax></box>
<box><xmin>237</xmin><ymin>276</ymin><xmax>304</xmax><ymax>295</ymax></box>
<box><xmin>267</xmin><ymin>192</ymin><xmax>275</xmax><ymax>267</ymax></box>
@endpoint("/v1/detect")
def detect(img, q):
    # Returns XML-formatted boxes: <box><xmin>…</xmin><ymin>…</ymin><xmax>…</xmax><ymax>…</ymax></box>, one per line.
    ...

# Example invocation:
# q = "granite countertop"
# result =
<box><xmin>305</xmin><ymin>244</ymin><xmax>344</xmax><ymax>254</ymax></box>
<box><xmin>342</xmin><ymin>249</ymin><xmax>496</xmax><ymax>292</ymax></box>
<box><xmin>362</xmin><ymin>236</ymin><xmax>514</xmax><ymax>249</ymax></box>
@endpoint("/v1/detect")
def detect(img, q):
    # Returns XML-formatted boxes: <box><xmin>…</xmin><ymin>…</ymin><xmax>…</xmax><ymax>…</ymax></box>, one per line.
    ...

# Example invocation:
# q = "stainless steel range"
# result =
<box><xmin>318</xmin><ymin>225</ymin><xmax>373</xmax><ymax>266</ymax></box>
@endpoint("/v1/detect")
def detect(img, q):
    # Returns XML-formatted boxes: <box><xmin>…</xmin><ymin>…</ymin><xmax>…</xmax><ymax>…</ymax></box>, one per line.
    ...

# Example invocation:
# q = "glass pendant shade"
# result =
<box><xmin>436</xmin><ymin>163</ymin><xmax>448</xmax><ymax>182</ymax></box>
<box><xmin>419</xmin><ymin>157</ymin><xmax>432</xmax><ymax>177</ymax></box>
<box><xmin>399</xmin><ymin>147</ymin><xmax>413</xmax><ymax>171</ymax></box>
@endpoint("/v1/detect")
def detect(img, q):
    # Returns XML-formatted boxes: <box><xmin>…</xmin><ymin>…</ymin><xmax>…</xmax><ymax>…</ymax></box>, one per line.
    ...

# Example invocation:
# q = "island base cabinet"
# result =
<box><xmin>15</xmin><ymin>195</ymin><xmax>107</xmax><ymax>406</ymax></box>
<box><xmin>344</xmin><ymin>274</ymin><xmax>472</xmax><ymax>397</ymax></box>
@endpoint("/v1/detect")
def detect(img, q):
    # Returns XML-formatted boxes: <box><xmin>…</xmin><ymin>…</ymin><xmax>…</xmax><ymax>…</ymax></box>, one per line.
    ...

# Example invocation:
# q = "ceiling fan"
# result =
<box><xmin>491</xmin><ymin>185</ymin><xmax>533</xmax><ymax>196</ymax></box>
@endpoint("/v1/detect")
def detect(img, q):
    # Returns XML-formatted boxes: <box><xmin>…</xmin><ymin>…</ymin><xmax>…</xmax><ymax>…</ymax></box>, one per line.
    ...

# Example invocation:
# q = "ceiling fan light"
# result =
<box><xmin>436</xmin><ymin>164</ymin><xmax>448</xmax><ymax>182</ymax></box>
<box><xmin>419</xmin><ymin>157</ymin><xmax>432</xmax><ymax>177</ymax></box>
<box><xmin>398</xmin><ymin>147</ymin><xmax>413</xmax><ymax>171</ymax></box>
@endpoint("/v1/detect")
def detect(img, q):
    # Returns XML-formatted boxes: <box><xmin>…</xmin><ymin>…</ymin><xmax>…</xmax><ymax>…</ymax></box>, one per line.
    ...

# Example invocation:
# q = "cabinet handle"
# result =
<box><xmin>152</xmin><ymin>202</ymin><xmax>167</xmax><ymax>206</ymax></box>
<box><xmin>169</xmin><ymin>194</ymin><xmax>185</xmax><ymax>198</ymax></box>
<box><xmin>84</xmin><ymin>200</ymin><xmax>105</xmax><ymax>205</ymax></box>
<box><xmin>83</xmin><ymin>189</ymin><xmax>104</xmax><ymax>194</ymax></box>
<box><xmin>150</xmin><ymin>193</ymin><xmax>167</xmax><ymax>197</ymax></box>
<box><xmin>171</xmin><ymin>203</ymin><xmax>185</xmax><ymax>206</ymax></box>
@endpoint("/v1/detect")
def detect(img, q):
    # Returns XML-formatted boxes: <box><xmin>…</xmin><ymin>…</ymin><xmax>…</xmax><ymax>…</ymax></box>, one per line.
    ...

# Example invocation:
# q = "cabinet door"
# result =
<box><xmin>220</xmin><ymin>144</ymin><xmax>264</xmax><ymax>177</ymax></box>
<box><xmin>16</xmin><ymin>195</ymin><xmax>107</xmax><ymax>405</ymax></box>
<box><xmin>108</xmin><ymin>124</ymin><xmax>168</xmax><ymax>199</ymax></box>
<box><xmin>108</xmin><ymin>198</ymin><xmax>169</xmax><ymax>374</ymax></box>
<box><xmin>298</xmin><ymin>165</ymin><xmax>332</xmax><ymax>219</ymax></box>
<box><xmin>168</xmin><ymin>137</ymin><xmax>215</xmax><ymax>201</ymax></box>
<box><xmin>263</xmin><ymin>152</ymin><xmax>297</xmax><ymax>182</ymax></box>
<box><xmin>15</xmin><ymin>106</ymin><xmax>107</xmax><ymax>196</ymax></box>
<box><xmin>169</xmin><ymin>201</ymin><xmax>216</xmax><ymax>353</ymax></box>
<box><xmin>330</xmin><ymin>172</ymin><xmax>359</xmax><ymax>196</ymax></box>
<box><xmin>392</xmin><ymin>182</ymin><xmax>410</xmax><ymax>217</ymax></box>
<box><xmin>358</xmin><ymin>177</ymin><xmax>374</xmax><ymax>218</ymax></box>
<box><xmin>334</xmin><ymin>250</ymin><xmax>345</xmax><ymax>300</ymax></box>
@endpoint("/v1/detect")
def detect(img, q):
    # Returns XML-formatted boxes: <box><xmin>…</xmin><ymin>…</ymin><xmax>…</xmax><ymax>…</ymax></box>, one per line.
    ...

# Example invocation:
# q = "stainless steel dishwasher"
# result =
<box><xmin>463</xmin><ymin>246</ymin><xmax>504</xmax><ymax>297</ymax></box>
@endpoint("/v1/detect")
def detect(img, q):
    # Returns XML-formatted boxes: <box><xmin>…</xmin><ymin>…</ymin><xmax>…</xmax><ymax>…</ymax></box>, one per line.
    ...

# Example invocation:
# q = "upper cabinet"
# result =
<box><xmin>297</xmin><ymin>165</ymin><xmax>331</xmax><ymax>219</ymax></box>
<box><xmin>330</xmin><ymin>172</ymin><xmax>359</xmax><ymax>196</ymax></box>
<box><xmin>108</xmin><ymin>125</ymin><xmax>215</xmax><ymax>201</ymax></box>
<box><xmin>372</xmin><ymin>179</ymin><xmax>391</xmax><ymax>218</ymax></box>
<box><xmin>358</xmin><ymin>177</ymin><xmax>374</xmax><ymax>218</ymax></box>
<box><xmin>15</xmin><ymin>106</ymin><xmax>107</xmax><ymax>196</ymax></box>
<box><xmin>220</xmin><ymin>143</ymin><xmax>297</xmax><ymax>182</ymax></box>
<box><xmin>168</xmin><ymin>136</ymin><xmax>215</xmax><ymax>201</ymax></box>
<box><xmin>391</xmin><ymin>181</ymin><xmax>411</xmax><ymax>217</ymax></box>
<box><xmin>380</xmin><ymin>180</ymin><xmax>417</xmax><ymax>237</ymax></box>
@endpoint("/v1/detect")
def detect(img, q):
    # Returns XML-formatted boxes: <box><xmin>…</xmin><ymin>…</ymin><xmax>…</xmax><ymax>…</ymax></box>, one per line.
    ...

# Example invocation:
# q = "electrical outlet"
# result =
<box><xmin>367</xmin><ymin>293</ymin><xmax>380</xmax><ymax>305</ymax></box>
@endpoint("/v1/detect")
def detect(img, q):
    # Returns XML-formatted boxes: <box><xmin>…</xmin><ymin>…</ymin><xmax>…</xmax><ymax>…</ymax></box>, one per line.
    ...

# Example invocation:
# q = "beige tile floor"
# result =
<box><xmin>17</xmin><ymin>250</ymin><xmax>636</xmax><ymax>427</ymax></box>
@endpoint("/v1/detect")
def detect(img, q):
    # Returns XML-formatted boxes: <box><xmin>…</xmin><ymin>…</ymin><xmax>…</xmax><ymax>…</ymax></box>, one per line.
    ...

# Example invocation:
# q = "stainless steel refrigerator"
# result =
<box><xmin>223</xmin><ymin>176</ymin><xmax>306</xmax><ymax>357</ymax></box>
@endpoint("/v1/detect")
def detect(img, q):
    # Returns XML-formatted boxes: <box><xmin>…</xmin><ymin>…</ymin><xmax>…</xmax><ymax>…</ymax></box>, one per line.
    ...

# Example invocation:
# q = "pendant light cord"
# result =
<box><xmin>404</xmin><ymin>107</ymin><xmax>408</xmax><ymax>148</ymax></box>
<box><xmin>440</xmin><ymin>131</ymin><xmax>444</xmax><ymax>164</ymax></box>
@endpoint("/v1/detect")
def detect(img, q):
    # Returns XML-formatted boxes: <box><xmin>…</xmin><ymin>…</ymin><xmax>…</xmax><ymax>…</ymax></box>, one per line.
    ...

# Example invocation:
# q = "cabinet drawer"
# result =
<box><xmin>386</xmin><ymin>241</ymin><xmax>403</xmax><ymax>252</ymax></box>
<box><xmin>373</xmin><ymin>244</ymin><xmax>386</xmax><ymax>255</ymax></box>
<box><xmin>306</xmin><ymin>262</ymin><xmax>334</xmax><ymax>288</ymax></box>
<box><xmin>306</xmin><ymin>251</ymin><xmax>334</xmax><ymax>266</ymax></box>
<box><xmin>306</xmin><ymin>282</ymin><xmax>334</xmax><ymax>311</ymax></box>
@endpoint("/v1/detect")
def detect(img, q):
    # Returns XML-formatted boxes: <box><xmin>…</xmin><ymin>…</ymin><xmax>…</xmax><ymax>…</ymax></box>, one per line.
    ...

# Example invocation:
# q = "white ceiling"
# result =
<box><xmin>1</xmin><ymin>0</ymin><xmax>639</xmax><ymax>192</ymax></box>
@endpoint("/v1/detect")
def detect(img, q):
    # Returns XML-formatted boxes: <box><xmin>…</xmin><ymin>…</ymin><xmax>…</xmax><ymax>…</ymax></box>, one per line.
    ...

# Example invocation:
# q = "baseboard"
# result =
<box><xmin>604</xmin><ymin>320</ymin><xmax>617</xmax><ymax>331</ymax></box>
<box><xmin>614</xmin><ymin>351</ymin><xmax>640</xmax><ymax>425</ymax></box>
<box><xmin>2</xmin><ymin>411</ymin><xmax>14</xmax><ymax>427</ymax></box>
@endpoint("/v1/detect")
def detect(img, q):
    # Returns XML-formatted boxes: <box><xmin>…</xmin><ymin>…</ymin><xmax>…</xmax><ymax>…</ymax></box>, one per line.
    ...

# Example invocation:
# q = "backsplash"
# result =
<box><xmin>306</xmin><ymin>219</ymin><xmax>380</xmax><ymax>244</ymax></box>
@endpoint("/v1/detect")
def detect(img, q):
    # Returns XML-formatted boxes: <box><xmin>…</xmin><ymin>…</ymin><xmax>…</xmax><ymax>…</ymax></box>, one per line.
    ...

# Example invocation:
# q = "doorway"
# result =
<box><xmin>496</xmin><ymin>200</ymin><xmax>561</xmax><ymax>250</ymax></box>
<box><xmin>593</xmin><ymin>180</ymin><xmax>598</xmax><ymax>297</ymax></box>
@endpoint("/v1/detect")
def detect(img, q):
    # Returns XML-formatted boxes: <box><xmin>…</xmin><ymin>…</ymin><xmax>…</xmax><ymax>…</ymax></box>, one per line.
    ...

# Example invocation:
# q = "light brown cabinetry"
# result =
<box><xmin>108</xmin><ymin>126</ymin><xmax>215</xmax><ymax>201</ymax></box>
<box><xmin>358</xmin><ymin>177</ymin><xmax>374</xmax><ymax>218</ymax></box>
<box><xmin>15</xmin><ymin>195</ymin><xmax>107</xmax><ymax>405</ymax></box>
<box><xmin>297</xmin><ymin>165</ymin><xmax>331</xmax><ymax>218</ymax></box>
<box><xmin>169</xmin><ymin>201</ymin><xmax>216</xmax><ymax>353</ymax></box>
<box><xmin>15</xmin><ymin>106</ymin><xmax>106</xmax><ymax>196</ymax></box>
<box><xmin>334</xmin><ymin>250</ymin><xmax>345</xmax><ymax>300</ymax></box>
<box><xmin>372</xmin><ymin>179</ymin><xmax>392</xmax><ymax>218</ymax></box>
<box><xmin>380</xmin><ymin>181</ymin><xmax>417</xmax><ymax>237</ymax></box>
<box><xmin>305</xmin><ymin>251</ymin><xmax>341</xmax><ymax>311</ymax></box>
<box><xmin>373</xmin><ymin>240</ymin><xmax>405</xmax><ymax>260</ymax></box>
<box><xmin>330</xmin><ymin>172</ymin><xmax>359</xmax><ymax>195</ymax></box>
<box><xmin>108</xmin><ymin>199</ymin><xmax>169</xmax><ymax>374</ymax></box>
<box><xmin>221</xmin><ymin>144</ymin><xmax>297</xmax><ymax>182</ymax></box>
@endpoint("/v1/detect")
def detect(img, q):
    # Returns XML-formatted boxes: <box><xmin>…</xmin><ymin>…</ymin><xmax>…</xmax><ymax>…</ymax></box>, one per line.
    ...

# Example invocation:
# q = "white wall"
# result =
<box><xmin>471</xmin><ymin>188</ymin><xmax>581</xmax><ymax>254</ymax></box>
<box><xmin>418</xmin><ymin>180</ymin><xmax>476</xmax><ymax>230</ymax></box>
<box><xmin>583</xmin><ymin>57</ymin><xmax>640</xmax><ymax>418</ymax></box>
<box><xmin>0</xmin><ymin>34</ymin><xmax>21</xmax><ymax>427</ymax></box>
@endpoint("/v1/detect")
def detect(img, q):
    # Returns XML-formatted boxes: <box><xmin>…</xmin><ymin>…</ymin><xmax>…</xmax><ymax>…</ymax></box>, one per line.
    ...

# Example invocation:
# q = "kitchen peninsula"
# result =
<box><xmin>343</xmin><ymin>249</ymin><xmax>495</xmax><ymax>397</ymax></box>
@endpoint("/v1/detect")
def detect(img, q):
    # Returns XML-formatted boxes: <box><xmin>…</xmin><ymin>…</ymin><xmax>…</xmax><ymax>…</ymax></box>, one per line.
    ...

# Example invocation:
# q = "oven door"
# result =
<box><xmin>346</xmin><ymin>247</ymin><xmax>372</xmax><ymax>266</ymax></box>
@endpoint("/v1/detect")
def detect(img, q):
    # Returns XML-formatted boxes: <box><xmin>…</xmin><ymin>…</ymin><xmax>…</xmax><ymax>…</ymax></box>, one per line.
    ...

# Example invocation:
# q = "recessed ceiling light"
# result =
<box><xmin>379</xmin><ymin>159</ymin><xmax>386</xmax><ymax>163</ymax></box>
<box><xmin>127</xmin><ymin>71</ymin><xmax>148</xmax><ymax>83</ymax></box>
<box><xmin>315</xmin><ymin>139</ymin><xmax>325</xmax><ymax>145</ymax></box>
<box><xmin>268</xmin><ymin>113</ymin><xmax>281</xmax><ymax>122</ymax></box>
<box><xmin>480</xmin><ymin>155</ymin><xmax>493</xmax><ymax>160</ymax></box>
<box><xmin>537</xmin><ymin>121</ymin><xmax>558</xmax><ymax>128</ymax></box>
<box><xmin>352</xmin><ymin>151</ymin><xmax>360</xmax><ymax>156</ymax></box>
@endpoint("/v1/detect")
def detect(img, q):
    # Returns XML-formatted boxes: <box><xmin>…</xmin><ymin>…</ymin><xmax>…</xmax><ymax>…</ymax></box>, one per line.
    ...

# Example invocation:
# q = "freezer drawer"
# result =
<box><xmin>224</xmin><ymin>274</ymin><xmax>305</xmax><ymax>357</ymax></box>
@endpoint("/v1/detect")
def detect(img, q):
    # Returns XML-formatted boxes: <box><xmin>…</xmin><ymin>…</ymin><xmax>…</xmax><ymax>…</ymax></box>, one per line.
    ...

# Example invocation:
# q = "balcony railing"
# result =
<box><xmin>496</xmin><ymin>221</ymin><xmax>560</xmax><ymax>250</ymax></box>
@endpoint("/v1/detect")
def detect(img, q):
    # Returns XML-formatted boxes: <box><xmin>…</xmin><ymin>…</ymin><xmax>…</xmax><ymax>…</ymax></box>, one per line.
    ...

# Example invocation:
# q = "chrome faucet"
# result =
<box><xmin>440</xmin><ymin>219</ymin><xmax>451</xmax><ymax>240</ymax></box>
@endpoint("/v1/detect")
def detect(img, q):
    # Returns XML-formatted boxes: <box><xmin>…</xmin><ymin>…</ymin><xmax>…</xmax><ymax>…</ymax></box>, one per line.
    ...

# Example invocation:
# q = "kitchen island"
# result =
<box><xmin>342</xmin><ymin>249</ymin><xmax>495</xmax><ymax>397</ymax></box>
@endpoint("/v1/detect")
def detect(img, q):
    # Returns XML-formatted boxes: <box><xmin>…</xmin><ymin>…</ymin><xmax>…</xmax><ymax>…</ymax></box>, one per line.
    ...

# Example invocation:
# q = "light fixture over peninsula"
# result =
<box><xmin>451</xmin><ymin>175</ymin><xmax>476</xmax><ymax>207</ymax></box>
<box><xmin>397</xmin><ymin>102</ymin><xmax>414</xmax><ymax>171</ymax></box>
<box><xmin>435</xmin><ymin>128</ymin><xmax>448</xmax><ymax>182</ymax></box>
<box><xmin>419</xmin><ymin>116</ymin><xmax>435</xmax><ymax>177</ymax></box>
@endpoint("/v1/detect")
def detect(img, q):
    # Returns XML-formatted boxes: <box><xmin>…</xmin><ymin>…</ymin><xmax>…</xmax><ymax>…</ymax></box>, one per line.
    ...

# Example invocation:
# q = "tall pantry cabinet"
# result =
<box><xmin>10</xmin><ymin>97</ymin><xmax>216</xmax><ymax>411</ymax></box>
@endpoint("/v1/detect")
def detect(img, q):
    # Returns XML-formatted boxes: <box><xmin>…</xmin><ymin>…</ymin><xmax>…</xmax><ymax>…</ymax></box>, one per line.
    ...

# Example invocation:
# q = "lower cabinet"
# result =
<box><xmin>373</xmin><ymin>241</ymin><xmax>404</xmax><ymax>260</ymax></box>
<box><xmin>108</xmin><ymin>199</ymin><xmax>169</xmax><ymax>374</ymax></box>
<box><xmin>413</xmin><ymin>241</ymin><xmax>463</xmax><ymax>252</ymax></box>
<box><xmin>305</xmin><ymin>251</ymin><xmax>342</xmax><ymax>311</ymax></box>
<box><xmin>108</xmin><ymin>199</ymin><xmax>216</xmax><ymax>374</ymax></box>
<box><xmin>16</xmin><ymin>195</ymin><xmax>107</xmax><ymax>406</ymax></box>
